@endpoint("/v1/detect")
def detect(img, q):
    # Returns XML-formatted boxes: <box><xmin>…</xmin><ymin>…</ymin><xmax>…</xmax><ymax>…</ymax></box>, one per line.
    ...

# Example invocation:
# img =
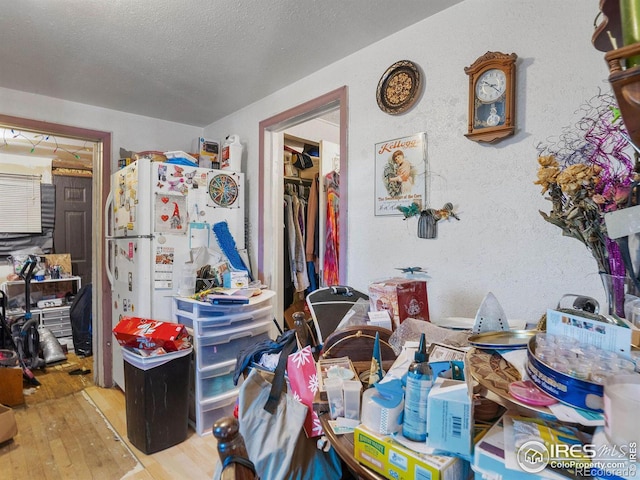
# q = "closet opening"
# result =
<box><xmin>258</xmin><ymin>86</ymin><xmax>348</xmax><ymax>332</ymax></box>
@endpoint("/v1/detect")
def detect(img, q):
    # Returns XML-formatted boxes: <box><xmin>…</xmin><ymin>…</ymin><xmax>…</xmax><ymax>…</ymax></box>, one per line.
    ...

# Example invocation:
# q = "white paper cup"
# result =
<box><xmin>604</xmin><ymin>374</ymin><xmax>640</xmax><ymax>452</ymax></box>
<box><xmin>324</xmin><ymin>377</ymin><xmax>344</xmax><ymax>419</ymax></box>
<box><xmin>342</xmin><ymin>380</ymin><xmax>362</xmax><ymax>421</ymax></box>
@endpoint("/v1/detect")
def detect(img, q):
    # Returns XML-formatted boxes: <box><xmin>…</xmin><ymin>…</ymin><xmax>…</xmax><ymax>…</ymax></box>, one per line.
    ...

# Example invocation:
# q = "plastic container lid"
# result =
<box><xmin>509</xmin><ymin>380</ymin><xmax>557</xmax><ymax>406</ymax></box>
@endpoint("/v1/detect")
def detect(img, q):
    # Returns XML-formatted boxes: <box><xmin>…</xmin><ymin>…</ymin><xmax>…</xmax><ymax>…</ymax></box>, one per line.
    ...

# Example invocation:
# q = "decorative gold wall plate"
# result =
<box><xmin>376</xmin><ymin>60</ymin><xmax>422</xmax><ymax>115</ymax></box>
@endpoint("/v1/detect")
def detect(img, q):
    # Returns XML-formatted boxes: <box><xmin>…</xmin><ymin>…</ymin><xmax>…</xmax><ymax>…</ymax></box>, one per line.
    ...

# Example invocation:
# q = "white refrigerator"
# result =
<box><xmin>106</xmin><ymin>158</ymin><xmax>245</xmax><ymax>389</ymax></box>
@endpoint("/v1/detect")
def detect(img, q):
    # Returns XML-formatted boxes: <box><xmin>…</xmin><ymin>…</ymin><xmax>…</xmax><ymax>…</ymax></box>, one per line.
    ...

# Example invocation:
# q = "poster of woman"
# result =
<box><xmin>375</xmin><ymin>132</ymin><xmax>427</xmax><ymax>216</ymax></box>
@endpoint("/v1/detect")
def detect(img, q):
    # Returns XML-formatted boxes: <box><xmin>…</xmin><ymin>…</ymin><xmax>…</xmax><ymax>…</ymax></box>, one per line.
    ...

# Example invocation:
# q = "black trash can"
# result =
<box><xmin>122</xmin><ymin>346</ymin><xmax>192</xmax><ymax>454</ymax></box>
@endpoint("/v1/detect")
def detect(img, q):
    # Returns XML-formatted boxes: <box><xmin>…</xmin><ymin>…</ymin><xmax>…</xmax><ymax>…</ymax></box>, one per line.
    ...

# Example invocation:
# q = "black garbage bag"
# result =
<box><xmin>70</xmin><ymin>283</ymin><xmax>92</xmax><ymax>357</ymax></box>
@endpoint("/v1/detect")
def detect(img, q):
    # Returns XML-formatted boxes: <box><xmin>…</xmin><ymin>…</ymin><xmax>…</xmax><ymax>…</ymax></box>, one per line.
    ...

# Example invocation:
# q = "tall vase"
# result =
<box><xmin>600</xmin><ymin>272</ymin><xmax>627</xmax><ymax>317</ymax></box>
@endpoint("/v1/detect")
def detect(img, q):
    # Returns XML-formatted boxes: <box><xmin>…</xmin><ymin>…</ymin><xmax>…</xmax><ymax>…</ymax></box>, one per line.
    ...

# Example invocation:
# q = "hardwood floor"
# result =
<box><xmin>86</xmin><ymin>386</ymin><xmax>220</xmax><ymax>480</ymax></box>
<box><xmin>0</xmin><ymin>353</ymin><xmax>220</xmax><ymax>480</ymax></box>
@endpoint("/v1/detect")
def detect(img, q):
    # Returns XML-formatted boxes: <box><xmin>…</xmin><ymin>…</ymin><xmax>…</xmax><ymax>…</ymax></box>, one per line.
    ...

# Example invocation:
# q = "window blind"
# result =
<box><xmin>0</xmin><ymin>172</ymin><xmax>42</xmax><ymax>233</ymax></box>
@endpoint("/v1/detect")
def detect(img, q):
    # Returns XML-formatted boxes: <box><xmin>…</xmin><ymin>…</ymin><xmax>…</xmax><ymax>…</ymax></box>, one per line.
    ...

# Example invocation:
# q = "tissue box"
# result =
<box><xmin>354</xmin><ymin>425</ymin><xmax>467</xmax><ymax>480</ymax></box>
<box><xmin>223</xmin><ymin>269</ymin><xmax>249</xmax><ymax>289</ymax></box>
<box><xmin>368</xmin><ymin>278</ymin><xmax>429</xmax><ymax>327</ymax></box>
<box><xmin>427</xmin><ymin>377</ymin><xmax>473</xmax><ymax>457</ymax></box>
<box><xmin>113</xmin><ymin>317</ymin><xmax>190</xmax><ymax>352</ymax></box>
<box><xmin>0</xmin><ymin>404</ymin><xmax>18</xmax><ymax>443</ymax></box>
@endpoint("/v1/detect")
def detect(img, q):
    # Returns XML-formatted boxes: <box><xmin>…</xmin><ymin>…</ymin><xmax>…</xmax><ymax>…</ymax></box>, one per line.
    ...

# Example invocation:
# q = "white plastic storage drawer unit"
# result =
<box><xmin>196</xmin><ymin>318</ymin><xmax>272</xmax><ymax>369</ymax></box>
<box><xmin>196</xmin><ymin>304</ymin><xmax>273</xmax><ymax>337</ymax></box>
<box><xmin>177</xmin><ymin>290</ymin><xmax>275</xmax><ymax>436</ymax></box>
<box><xmin>189</xmin><ymin>389</ymin><xmax>239</xmax><ymax>436</ymax></box>
<box><xmin>173</xmin><ymin>290</ymin><xmax>276</xmax><ymax>329</ymax></box>
<box><xmin>195</xmin><ymin>359</ymin><xmax>238</xmax><ymax>400</ymax></box>
<box><xmin>40</xmin><ymin>306</ymin><xmax>73</xmax><ymax>338</ymax></box>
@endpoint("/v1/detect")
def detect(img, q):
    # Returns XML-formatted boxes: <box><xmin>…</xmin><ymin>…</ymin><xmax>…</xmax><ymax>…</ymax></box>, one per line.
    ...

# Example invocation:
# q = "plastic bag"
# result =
<box><xmin>334</xmin><ymin>297</ymin><xmax>370</xmax><ymax>331</ymax></box>
<box><xmin>38</xmin><ymin>327</ymin><xmax>66</xmax><ymax>364</ymax></box>
<box><xmin>388</xmin><ymin>317</ymin><xmax>470</xmax><ymax>354</ymax></box>
<box><xmin>8</xmin><ymin>247</ymin><xmax>45</xmax><ymax>274</ymax></box>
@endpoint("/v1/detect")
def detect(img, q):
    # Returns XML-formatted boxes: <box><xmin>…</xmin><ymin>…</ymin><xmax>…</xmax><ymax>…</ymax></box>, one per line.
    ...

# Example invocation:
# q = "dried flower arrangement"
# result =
<box><xmin>534</xmin><ymin>92</ymin><xmax>638</xmax><ymax>277</ymax></box>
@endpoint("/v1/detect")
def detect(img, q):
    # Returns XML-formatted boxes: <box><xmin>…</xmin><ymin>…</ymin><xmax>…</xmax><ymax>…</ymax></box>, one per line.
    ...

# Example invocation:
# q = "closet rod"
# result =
<box><xmin>284</xmin><ymin>176</ymin><xmax>312</xmax><ymax>185</ymax></box>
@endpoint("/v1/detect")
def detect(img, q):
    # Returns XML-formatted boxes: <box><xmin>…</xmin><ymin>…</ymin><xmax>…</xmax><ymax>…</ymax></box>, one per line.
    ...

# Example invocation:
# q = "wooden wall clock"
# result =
<box><xmin>464</xmin><ymin>51</ymin><xmax>517</xmax><ymax>143</ymax></box>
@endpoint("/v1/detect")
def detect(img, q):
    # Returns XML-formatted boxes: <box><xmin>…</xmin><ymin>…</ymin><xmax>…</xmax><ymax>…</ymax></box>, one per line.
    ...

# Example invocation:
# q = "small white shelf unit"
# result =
<box><xmin>1</xmin><ymin>276</ymin><xmax>82</xmax><ymax>341</ymax></box>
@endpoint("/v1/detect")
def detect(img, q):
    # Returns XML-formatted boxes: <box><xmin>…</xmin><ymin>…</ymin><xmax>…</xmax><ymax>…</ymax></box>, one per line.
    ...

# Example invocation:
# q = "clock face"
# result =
<box><xmin>475</xmin><ymin>69</ymin><xmax>506</xmax><ymax>103</ymax></box>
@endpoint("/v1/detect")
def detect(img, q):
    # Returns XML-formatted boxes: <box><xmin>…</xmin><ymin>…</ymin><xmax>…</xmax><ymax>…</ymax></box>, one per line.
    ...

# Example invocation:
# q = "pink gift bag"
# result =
<box><xmin>287</xmin><ymin>346</ymin><xmax>324</xmax><ymax>438</ymax></box>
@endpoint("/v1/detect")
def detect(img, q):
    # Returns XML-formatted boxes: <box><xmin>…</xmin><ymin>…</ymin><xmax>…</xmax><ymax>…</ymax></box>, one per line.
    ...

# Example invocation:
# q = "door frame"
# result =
<box><xmin>258</xmin><ymin>87</ymin><xmax>348</xmax><ymax>329</ymax></box>
<box><xmin>0</xmin><ymin>114</ymin><xmax>112</xmax><ymax>387</ymax></box>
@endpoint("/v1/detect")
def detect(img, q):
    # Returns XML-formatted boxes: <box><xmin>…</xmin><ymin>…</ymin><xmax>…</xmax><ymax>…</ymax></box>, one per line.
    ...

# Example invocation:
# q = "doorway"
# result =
<box><xmin>53</xmin><ymin>174</ymin><xmax>93</xmax><ymax>287</ymax></box>
<box><xmin>0</xmin><ymin>114</ymin><xmax>112</xmax><ymax>386</ymax></box>
<box><xmin>258</xmin><ymin>87</ymin><xmax>348</xmax><ymax>330</ymax></box>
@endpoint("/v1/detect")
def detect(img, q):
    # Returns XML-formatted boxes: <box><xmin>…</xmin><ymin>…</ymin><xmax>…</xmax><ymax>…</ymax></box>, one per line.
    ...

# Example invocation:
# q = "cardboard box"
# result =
<box><xmin>368</xmin><ymin>278</ymin><xmax>429</xmax><ymax>327</ymax></box>
<box><xmin>619</xmin><ymin>315</ymin><xmax>640</xmax><ymax>347</ymax></box>
<box><xmin>0</xmin><ymin>367</ymin><xmax>24</xmax><ymax>406</ymax></box>
<box><xmin>354</xmin><ymin>424</ymin><xmax>468</xmax><ymax>480</ymax></box>
<box><xmin>113</xmin><ymin>317</ymin><xmax>190</xmax><ymax>352</ymax></box>
<box><xmin>118</xmin><ymin>157</ymin><xmax>134</xmax><ymax>169</ymax></box>
<box><xmin>536</xmin><ymin>308</ymin><xmax>637</xmax><ymax>411</ymax></box>
<box><xmin>427</xmin><ymin>377</ymin><xmax>473</xmax><ymax>458</ymax></box>
<box><xmin>44</xmin><ymin>253</ymin><xmax>72</xmax><ymax>277</ymax></box>
<box><xmin>298</xmin><ymin>156</ymin><xmax>320</xmax><ymax>179</ymax></box>
<box><xmin>195</xmin><ymin>137</ymin><xmax>219</xmax><ymax>169</ymax></box>
<box><xmin>0</xmin><ymin>404</ymin><xmax>18</xmax><ymax>443</ymax></box>
<box><xmin>473</xmin><ymin>416</ymin><xmax>565</xmax><ymax>480</ymax></box>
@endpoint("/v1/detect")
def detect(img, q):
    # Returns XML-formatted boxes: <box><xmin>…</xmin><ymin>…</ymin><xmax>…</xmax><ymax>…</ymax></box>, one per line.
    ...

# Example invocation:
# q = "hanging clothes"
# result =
<box><xmin>284</xmin><ymin>194</ymin><xmax>299</xmax><ymax>291</ymax></box>
<box><xmin>284</xmin><ymin>181</ymin><xmax>310</xmax><ymax>296</ymax></box>
<box><xmin>291</xmin><ymin>194</ymin><xmax>309</xmax><ymax>292</ymax></box>
<box><xmin>323</xmin><ymin>171</ymin><xmax>340</xmax><ymax>286</ymax></box>
<box><xmin>305</xmin><ymin>174</ymin><xmax>320</xmax><ymax>292</ymax></box>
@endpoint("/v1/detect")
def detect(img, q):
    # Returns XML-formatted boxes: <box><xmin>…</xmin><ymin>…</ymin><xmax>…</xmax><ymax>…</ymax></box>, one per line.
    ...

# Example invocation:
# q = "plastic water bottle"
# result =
<box><xmin>402</xmin><ymin>333</ymin><xmax>432</xmax><ymax>442</ymax></box>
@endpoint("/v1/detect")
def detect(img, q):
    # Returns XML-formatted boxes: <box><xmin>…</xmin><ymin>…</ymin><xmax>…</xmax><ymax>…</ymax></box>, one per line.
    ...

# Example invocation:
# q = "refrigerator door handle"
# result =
<box><xmin>106</xmin><ymin>234</ymin><xmax>155</xmax><ymax>240</ymax></box>
<box><xmin>105</xmin><ymin>191</ymin><xmax>115</xmax><ymax>288</ymax></box>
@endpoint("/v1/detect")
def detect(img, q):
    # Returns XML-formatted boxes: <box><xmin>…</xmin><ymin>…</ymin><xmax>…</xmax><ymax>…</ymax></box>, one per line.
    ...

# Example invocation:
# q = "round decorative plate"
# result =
<box><xmin>466</xmin><ymin>348</ymin><xmax>554</xmax><ymax>418</ymax></box>
<box><xmin>376</xmin><ymin>60</ymin><xmax>422</xmax><ymax>115</ymax></box>
<box><xmin>208</xmin><ymin>174</ymin><xmax>239</xmax><ymax>207</ymax></box>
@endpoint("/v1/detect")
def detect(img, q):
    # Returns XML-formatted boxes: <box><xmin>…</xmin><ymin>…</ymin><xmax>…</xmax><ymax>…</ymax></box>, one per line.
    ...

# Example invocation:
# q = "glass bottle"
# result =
<box><xmin>292</xmin><ymin>311</ymin><xmax>310</xmax><ymax>347</ymax></box>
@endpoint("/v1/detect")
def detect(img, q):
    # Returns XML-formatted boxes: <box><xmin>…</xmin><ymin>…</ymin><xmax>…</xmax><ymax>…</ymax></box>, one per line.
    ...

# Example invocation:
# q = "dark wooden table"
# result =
<box><xmin>318</xmin><ymin>412</ymin><xmax>385</xmax><ymax>480</ymax></box>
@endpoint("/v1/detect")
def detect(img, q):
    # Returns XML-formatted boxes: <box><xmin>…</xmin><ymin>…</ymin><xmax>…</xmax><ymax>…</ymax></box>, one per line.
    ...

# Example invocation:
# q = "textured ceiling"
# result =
<box><xmin>0</xmin><ymin>1</ymin><xmax>460</xmax><ymax>127</ymax></box>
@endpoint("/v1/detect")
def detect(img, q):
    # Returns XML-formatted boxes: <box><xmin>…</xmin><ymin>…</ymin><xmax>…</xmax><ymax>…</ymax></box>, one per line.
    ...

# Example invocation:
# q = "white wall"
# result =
<box><xmin>0</xmin><ymin>87</ymin><xmax>202</xmax><ymax>166</ymax></box>
<box><xmin>0</xmin><ymin>0</ymin><xmax>611</xmax><ymax>324</ymax></box>
<box><xmin>203</xmin><ymin>0</ymin><xmax>609</xmax><ymax>323</ymax></box>
<box><xmin>0</xmin><ymin>87</ymin><xmax>203</xmax><ymax>285</ymax></box>
<box><xmin>0</xmin><ymin>155</ymin><xmax>52</xmax><ymax>183</ymax></box>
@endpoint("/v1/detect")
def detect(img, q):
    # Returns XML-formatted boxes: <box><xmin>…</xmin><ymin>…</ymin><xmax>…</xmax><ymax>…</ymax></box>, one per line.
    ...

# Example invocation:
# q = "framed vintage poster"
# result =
<box><xmin>375</xmin><ymin>133</ymin><xmax>427</xmax><ymax>216</ymax></box>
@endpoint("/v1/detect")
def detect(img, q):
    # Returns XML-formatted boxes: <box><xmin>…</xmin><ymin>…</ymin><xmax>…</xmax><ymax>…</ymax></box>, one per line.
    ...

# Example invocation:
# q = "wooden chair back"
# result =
<box><xmin>320</xmin><ymin>325</ymin><xmax>397</xmax><ymax>374</ymax></box>
<box><xmin>213</xmin><ymin>416</ymin><xmax>258</xmax><ymax>480</ymax></box>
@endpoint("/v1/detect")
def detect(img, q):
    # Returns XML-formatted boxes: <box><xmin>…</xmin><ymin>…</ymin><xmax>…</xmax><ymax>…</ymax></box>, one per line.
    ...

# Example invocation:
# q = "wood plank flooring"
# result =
<box><xmin>0</xmin><ymin>353</ymin><xmax>220</xmax><ymax>480</ymax></box>
<box><xmin>86</xmin><ymin>386</ymin><xmax>219</xmax><ymax>480</ymax></box>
